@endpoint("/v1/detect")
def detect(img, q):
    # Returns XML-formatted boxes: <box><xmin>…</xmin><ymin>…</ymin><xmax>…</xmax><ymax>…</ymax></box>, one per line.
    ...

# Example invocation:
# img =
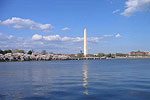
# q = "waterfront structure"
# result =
<box><xmin>130</xmin><ymin>51</ymin><xmax>150</xmax><ymax>56</ymax></box>
<box><xmin>84</xmin><ymin>28</ymin><xmax>88</xmax><ymax>57</ymax></box>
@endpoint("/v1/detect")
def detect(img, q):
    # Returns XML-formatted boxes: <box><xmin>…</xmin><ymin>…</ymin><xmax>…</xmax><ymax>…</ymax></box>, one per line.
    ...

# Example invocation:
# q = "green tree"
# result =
<box><xmin>3</xmin><ymin>50</ymin><xmax>12</xmax><ymax>54</ymax></box>
<box><xmin>27</xmin><ymin>50</ymin><xmax>32</xmax><ymax>55</ymax></box>
<box><xmin>116</xmin><ymin>53</ymin><xmax>128</xmax><ymax>57</ymax></box>
<box><xmin>106</xmin><ymin>53</ymin><xmax>115</xmax><ymax>58</ymax></box>
<box><xmin>87</xmin><ymin>54</ymin><xmax>95</xmax><ymax>57</ymax></box>
<box><xmin>97</xmin><ymin>53</ymin><xmax>105</xmax><ymax>57</ymax></box>
<box><xmin>106</xmin><ymin>53</ymin><xmax>111</xmax><ymax>57</ymax></box>
<box><xmin>12</xmin><ymin>49</ymin><xmax>25</xmax><ymax>53</ymax></box>
<box><xmin>0</xmin><ymin>49</ymin><xmax>3</xmax><ymax>54</ymax></box>
<box><xmin>17</xmin><ymin>50</ymin><xmax>25</xmax><ymax>53</ymax></box>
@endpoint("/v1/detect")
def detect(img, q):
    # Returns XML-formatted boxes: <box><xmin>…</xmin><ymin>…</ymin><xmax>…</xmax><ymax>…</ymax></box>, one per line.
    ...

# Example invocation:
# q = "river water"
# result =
<box><xmin>0</xmin><ymin>59</ymin><xmax>150</xmax><ymax>100</ymax></box>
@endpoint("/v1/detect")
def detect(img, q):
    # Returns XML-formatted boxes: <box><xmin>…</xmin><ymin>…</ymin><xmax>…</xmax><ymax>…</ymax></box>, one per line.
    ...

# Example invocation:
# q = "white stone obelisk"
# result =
<box><xmin>84</xmin><ymin>28</ymin><xmax>88</xmax><ymax>57</ymax></box>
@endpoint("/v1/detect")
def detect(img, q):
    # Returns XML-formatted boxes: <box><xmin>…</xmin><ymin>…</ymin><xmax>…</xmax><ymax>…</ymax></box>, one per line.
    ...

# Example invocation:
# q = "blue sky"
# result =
<box><xmin>0</xmin><ymin>0</ymin><xmax>150</xmax><ymax>54</ymax></box>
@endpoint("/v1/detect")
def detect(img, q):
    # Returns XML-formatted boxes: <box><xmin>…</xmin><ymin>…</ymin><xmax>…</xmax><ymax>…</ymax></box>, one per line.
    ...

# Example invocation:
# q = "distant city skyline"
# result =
<box><xmin>0</xmin><ymin>0</ymin><xmax>150</xmax><ymax>54</ymax></box>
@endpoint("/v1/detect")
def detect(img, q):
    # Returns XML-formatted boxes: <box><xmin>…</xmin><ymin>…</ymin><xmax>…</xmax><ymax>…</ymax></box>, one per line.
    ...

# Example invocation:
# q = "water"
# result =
<box><xmin>0</xmin><ymin>59</ymin><xmax>150</xmax><ymax>100</ymax></box>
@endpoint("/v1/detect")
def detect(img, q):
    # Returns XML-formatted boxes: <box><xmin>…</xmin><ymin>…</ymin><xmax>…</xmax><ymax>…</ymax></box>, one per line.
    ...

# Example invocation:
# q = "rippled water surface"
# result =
<box><xmin>0</xmin><ymin>59</ymin><xmax>150</xmax><ymax>100</ymax></box>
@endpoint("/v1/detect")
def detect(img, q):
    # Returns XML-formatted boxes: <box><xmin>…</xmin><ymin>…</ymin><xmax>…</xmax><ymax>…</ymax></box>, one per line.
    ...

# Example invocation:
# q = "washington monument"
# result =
<box><xmin>84</xmin><ymin>28</ymin><xmax>88</xmax><ymax>57</ymax></box>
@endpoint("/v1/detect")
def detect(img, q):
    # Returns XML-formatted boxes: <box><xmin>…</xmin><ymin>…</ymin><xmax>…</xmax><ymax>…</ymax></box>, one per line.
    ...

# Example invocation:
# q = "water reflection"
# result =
<box><xmin>82</xmin><ymin>61</ymin><xmax>89</xmax><ymax>95</ymax></box>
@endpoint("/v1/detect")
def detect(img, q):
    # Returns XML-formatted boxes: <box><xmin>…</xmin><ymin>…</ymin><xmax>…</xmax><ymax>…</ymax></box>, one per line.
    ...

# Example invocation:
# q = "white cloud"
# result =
<box><xmin>103</xmin><ymin>34</ymin><xmax>114</xmax><ymax>37</ymax></box>
<box><xmin>72</xmin><ymin>37</ymin><xmax>84</xmax><ymax>42</ymax></box>
<box><xmin>0</xmin><ymin>33</ymin><xmax>101</xmax><ymax>52</ymax></box>
<box><xmin>115</xmin><ymin>34</ymin><xmax>121</xmax><ymax>38</ymax></box>
<box><xmin>0</xmin><ymin>33</ymin><xmax>66</xmax><ymax>50</ymax></box>
<box><xmin>7</xmin><ymin>35</ymin><xmax>16</xmax><ymax>39</ymax></box>
<box><xmin>31</xmin><ymin>34</ymin><xmax>99</xmax><ymax>43</ymax></box>
<box><xmin>61</xmin><ymin>27</ymin><xmax>71</xmax><ymax>31</ymax></box>
<box><xmin>32</xmin><ymin>34</ymin><xmax>42</xmax><ymax>40</ymax></box>
<box><xmin>0</xmin><ymin>17</ymin><xmax>53</xmax><ymax>33</ymax></box>
<box><xmin>88</xmin><ymin>37</ymin><xmax>99</xmax><ymax>42</ymax></box>
<box><xmin>121</xmin><ymin>0</ymin><xmax>150</xmax><ymax>17</ymax></box>
<box><xmin>0</xmin><ymin>33</ymin><xmax>122</xmax><ymax>53</ymax></box>
<box><xmin>0</xmin><ymin>33</ymin><xmax>25</xmax><ymax>49</ymax></box>
<box><xmin>61</xmin><ymin>37</ymin><xmax>72</xmax><ymax>41</ymax></box>
<box><xmin>112</xmin><ymin>9</ymin><xmax>120</xmax><ymax>14</ymax></box>
<box><xmin>43</xmin><ymin>35</ymin><xmax>61</xmax><ymax>41</ymax></box>
<box><xmin>103</xmin><ymin>34</ymin><xmax>121</xmax><ymax>38</ymax></box>
<box><xmin>0</xmin><ymin>33</ymin><xmax>19</xmax><ymax>41</ymax></box>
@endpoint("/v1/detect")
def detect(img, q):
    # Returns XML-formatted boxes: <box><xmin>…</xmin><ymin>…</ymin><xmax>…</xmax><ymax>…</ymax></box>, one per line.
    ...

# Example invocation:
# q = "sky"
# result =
<box><xmin>0</xmin><ymin>0</ymin><xmax>150</xmax><ymax>54</ymax></box>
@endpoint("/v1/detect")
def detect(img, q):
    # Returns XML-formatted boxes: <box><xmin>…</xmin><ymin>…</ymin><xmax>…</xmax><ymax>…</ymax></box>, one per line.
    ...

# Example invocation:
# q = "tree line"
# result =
<box><xmin>0</xmin><ymin>49</ymin><xmax>32</xmax><ymax>55</ymax></box>
<box><xmin>0</xmin><ymin>49</ymin><xmax>51</xmax><ymax>55</ymax></box>
<box><xmin>77</xmin><ymin>52</ymin><xmax>129</xmax><ymax>58</ymax></box>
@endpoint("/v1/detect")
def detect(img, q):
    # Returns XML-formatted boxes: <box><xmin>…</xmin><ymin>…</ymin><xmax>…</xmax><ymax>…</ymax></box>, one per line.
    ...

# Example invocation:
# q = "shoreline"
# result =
<box><xmin>1</xmin><ymin>57</ymin><xmax>150</xmax><ymax>62</ymax></box>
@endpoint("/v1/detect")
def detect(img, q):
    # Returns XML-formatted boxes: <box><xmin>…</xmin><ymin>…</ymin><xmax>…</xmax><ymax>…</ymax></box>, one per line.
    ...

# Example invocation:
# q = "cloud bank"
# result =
<box><xmin>0</xmin><ymin>17</ymin><xmax>53</xmax><ymax>33</ymax></box>
<box><xmin>32</xmin><ymin>34</ymin><xmax>99</xmax><ymax>43</ymax></box>
<box><xmin>0</xmin><ymin>32</ymin><xmax>122</xmax><ymax>53</ymax></box>
<box><xmin>121</xmin><ymin>0</ymin><xmax>150</xmax><ymax>17</ymax></box>
<box><xmin>0</xmin><ymin>33</ymin><xmax>99</xmax><ymax>51</ymax></box>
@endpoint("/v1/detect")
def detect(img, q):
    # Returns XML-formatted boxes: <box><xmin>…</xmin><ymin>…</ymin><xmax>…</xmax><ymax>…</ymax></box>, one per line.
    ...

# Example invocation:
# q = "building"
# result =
<box><xmin>130</xmin><ymin>51</ymin><xmax>150</xmax><ymax>56</ymax></box>
<box><xmin>84</xmin><ymin>28</ymin><xmax>88</xmax><ymax>57</ymax></box>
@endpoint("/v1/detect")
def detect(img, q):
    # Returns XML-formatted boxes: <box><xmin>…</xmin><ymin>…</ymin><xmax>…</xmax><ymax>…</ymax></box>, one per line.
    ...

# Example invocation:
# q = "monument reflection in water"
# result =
<box><xmin>82</xmin><ymin>61</ymin><xmax>89</xmax><ymax>95</ymax></box>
